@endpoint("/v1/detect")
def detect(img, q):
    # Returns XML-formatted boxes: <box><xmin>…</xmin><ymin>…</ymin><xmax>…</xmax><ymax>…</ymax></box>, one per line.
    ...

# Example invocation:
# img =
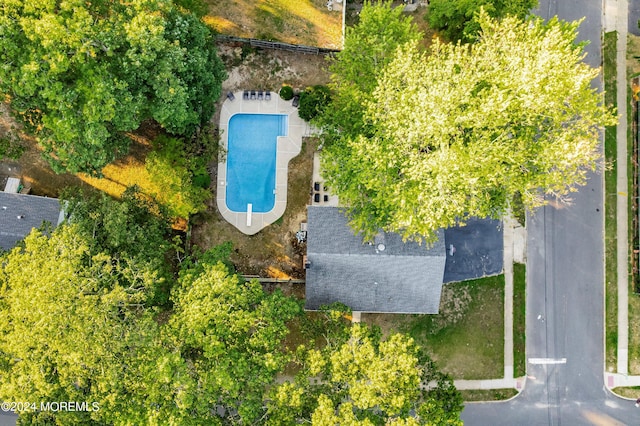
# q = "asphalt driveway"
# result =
<box><xmin>443</xmin><ymin>217</ymin><xmax>503</xmax><ymax>283</ymax></box>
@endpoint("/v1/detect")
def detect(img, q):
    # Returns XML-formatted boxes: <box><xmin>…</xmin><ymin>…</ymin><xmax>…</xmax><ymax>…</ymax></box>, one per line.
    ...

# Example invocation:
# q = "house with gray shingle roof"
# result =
<box><xmin>305</xmin><ymin>206</ymin><xmax>447</xmax><ymax>314</ymax></box>
<box><xmin>0</xmin><ymin>192</ymin><xmax>63</xmax><ymax>250</ymax></box>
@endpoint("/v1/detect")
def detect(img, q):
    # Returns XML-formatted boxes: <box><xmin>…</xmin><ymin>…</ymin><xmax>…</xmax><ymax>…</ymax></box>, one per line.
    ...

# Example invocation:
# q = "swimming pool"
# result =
<box><xmin>225</xmin><ymin>113</ymin><xmax>288</xmax><ymax>213</ymax></box>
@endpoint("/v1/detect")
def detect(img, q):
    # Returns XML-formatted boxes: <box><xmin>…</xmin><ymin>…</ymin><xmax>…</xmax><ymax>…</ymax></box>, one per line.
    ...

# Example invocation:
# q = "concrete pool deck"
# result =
<box><xmin>217</xmin><ymin>91</ymin><xmax>313</xmax><ymax>235</ymax></box>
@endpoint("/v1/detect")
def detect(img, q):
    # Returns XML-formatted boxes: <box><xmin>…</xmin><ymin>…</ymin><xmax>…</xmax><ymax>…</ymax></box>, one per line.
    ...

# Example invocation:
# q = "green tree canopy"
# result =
<box><xmin>145</xmin><ymin>134</ymin><xmax>212</xmax><ymax>219</ymax></box>
<box><xmin>318</xmin><ymin>1</ymin><xmax>422</xmax><ymax>135</ymax></box>
<box><xmin>265</xmin><ymin>306</ymin><xmax>463</xmax><ymax>425</ymax></box>
<box><xmin>62</xmin><ymin>187</ymin><xmax>174</xmax><ymax>304</ymax></box>
<box><xmin>0</xmin><ymin>0</ymin><xmax>226</xmax><ymax>174</ymax></box>
<box><xmin>320</xmin><ymin>10</ymin><xmax>617</xmax><ymax>242</ymax></box>
<box><xmin>427</xmin><ymin>0</ymin><xmax>538</xmax><ymax>43</ymax></box>
<box><xmin>0</xmin><ymin>225</ymin><xmax>173</xmax><ymax>424</ymax></box>
<box><xmin>169</xmin><ymin>254</ymin><xmax>302</xmax><ymax>423</ymax></box>
<box><xmin>298</xmin><ymin>85</ymin><xmax>332</xmax><ymax>122</ymax></box>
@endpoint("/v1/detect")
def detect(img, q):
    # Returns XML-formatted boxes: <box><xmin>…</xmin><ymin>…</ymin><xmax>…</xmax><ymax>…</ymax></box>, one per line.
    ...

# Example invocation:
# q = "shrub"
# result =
<box><xmin>298</xmin><ymin>85</ymin><xmax>332</xmax><ymax>122</ymax></box>
<box><xmin>146</xmin><ymin>135</ymin><xmax>211</xmax><ymax>219</ymax></box>
<box><xmin>0</xmin><ymin>128</ymin><xmax>25</xmax><ymax>160</ymax></box>
<box><xmin>193</xmin><ymin>172</ymin><xmax>211</xmax><ymax>189</ymax></box>
<box><xmin>279</xmin><ymin>85</ymin><xmax>294</xmax><ymax>100</ymax></box>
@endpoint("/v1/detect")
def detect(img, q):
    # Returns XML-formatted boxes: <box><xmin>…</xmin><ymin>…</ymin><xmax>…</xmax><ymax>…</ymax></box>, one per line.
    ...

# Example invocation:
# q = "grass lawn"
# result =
<box><xmin>362</xmin><ymin>274</ymin><xmax>505</xmax><ymax>380</ymax></box>
<box><xmin>77</xmin><ymin>138</ymin><xmax>154</xmax><ymax>200</ymax></box>
<box><xmin>603</xmin><ymin>30</ymin><xmax>617</xmax><ymax>372</ymax></box>
<box><xmin>204</xmin><ymin>0</ymin><xmax>343</xmax><ymax>49</ymax></box>
<box><xmin>460</xmin><ymin>389</ymin><xmax>517</xmax><ymax>402</ymax></box>
<box><xmin>627</xmin><ymin>34</ymin><xmax>640</xmax><ymax>375</ymax></box>
<box><xmin>74</xmin><ymin>129</ymin><xmax>198</xmax><ymax>227</ymax></box>
<box><xmin>612</xmin><ymin>386</ymin><xmax>640</xmax><ymax>398</ymax></box>
<box><xmin>513</xmin><ymin>263</ymin><xmax>526</xmax><ymax>377</ymax></box>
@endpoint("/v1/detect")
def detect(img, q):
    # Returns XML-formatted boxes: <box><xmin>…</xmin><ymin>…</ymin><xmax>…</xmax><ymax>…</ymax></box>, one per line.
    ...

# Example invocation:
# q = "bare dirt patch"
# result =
<box><xmin>0</xmin><ymin>102</ymin><xmax>87</xmax><ymax>197</ymax></box>
<box><xmin>217</xmin><ymin>42</ymin><xmax>332</xmax><ymax>93</ymax></box>
<box><xmin>404</xmin><ymin>4</ymin><xmax>440</xmax><ymax>50</ymax></box>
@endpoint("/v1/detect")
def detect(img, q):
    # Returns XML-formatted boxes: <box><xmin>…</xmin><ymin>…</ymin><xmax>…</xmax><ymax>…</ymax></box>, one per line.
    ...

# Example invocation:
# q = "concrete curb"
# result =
<box><xmin>454</xmin><ymin>376</ymin><xmax>526</xmax><ymax>391</ymax></box>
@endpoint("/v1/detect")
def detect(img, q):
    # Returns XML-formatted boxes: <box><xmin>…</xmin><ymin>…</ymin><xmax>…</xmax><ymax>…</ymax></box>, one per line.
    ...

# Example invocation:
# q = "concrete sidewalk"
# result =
<box><xmin>454</xmin><ymin>377</ymin><xmax>526</xmax><ymax>391</ymax></box>
<box><xmin>611</xmin><ymin>0</ymin><xmax>631</xmax><ymax>378</ymax></box>
<box><xmin>452</xmin><ymin>215</ymin><xmax>526</xmax><ymax>392</ymax></box>
<box><xmin>604</xmin><ymin>0</ymin><xmax>640</xmax><ymax>395</ymax></box>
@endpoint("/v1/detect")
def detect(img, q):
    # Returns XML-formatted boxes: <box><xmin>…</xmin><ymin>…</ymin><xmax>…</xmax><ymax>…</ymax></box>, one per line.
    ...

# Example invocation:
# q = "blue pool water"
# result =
<box><xmin>225</xmin><ymin>113</ymin><xmax>287</xmax><ymax>213</ymax></box>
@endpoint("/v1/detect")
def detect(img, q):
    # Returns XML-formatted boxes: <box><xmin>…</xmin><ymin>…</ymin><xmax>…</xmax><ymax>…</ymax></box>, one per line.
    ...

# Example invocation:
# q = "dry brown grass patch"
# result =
<box><xmin>205</xmin><ymin>0</ymin><xmax>343</xmax><ymax>49</ymax></box>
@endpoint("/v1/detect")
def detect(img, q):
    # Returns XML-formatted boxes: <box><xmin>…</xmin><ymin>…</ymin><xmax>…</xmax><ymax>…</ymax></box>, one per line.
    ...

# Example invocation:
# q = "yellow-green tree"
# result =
<box><xmin>168</xmin><ymin>253</ymin><xmax>302</xmax><ymax>423</ymax></box>
<box><xmin>317</xmin><ymin>1</ymin><xmax>422</xmax><ymax>135</ymax></box>
<box><xmin>145</xmin><ymin>135</ymin><xmax>212</xmax><ymax>219</ymax></box>
<box><xmin>0</xmin><ymin>226</ymin><xmax>172</xmax><ymax>424</ymax></box>
<box><xmin>0</xmin><ymin>194</ymin><xmax>303</xmax><ymax>424</ymax></box>
<box><xmin>265</xmin><ymin>308</ymin><xmax>463</xmax><ymax>425</ymax></box>
<box><xmin>320</xmin><ymin>9</ymin><xmax>617</xmax><ymax>242</ymax></box>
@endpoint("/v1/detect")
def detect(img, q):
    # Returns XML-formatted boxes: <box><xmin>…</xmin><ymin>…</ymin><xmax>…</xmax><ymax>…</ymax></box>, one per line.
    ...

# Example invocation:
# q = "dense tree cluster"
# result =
<box><xmin>0</xmin><ymin>197</ymin><xmax>301</xmax><ymax>424</ymax></box>
<box><xmin>318</xmin><ymin>3</ymin><xmax>616</xmax><ymax>242</ymax></box>
<box><xmin>0</xmin><ymin>193</ymin><xmax>462</xmax><ymax>424</ymax></box>
<box><xmin>0</xmin><ymin>0</ymin><xmax>226</xmax><ymax>174</ymax></box>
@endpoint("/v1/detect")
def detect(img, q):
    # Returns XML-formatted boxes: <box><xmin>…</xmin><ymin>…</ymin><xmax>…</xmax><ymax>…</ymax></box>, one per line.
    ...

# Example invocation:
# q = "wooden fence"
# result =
<box><xmin>633</xmin><ymin>85</ymin><xmax>639</xmax><ymax>293</ymax></box>
<box><xmin>242</xmin><ymin>275</ymin><xmax>306</xmax><ymax>284</ymax></box>
<box><xmin>216</xmin><ymin>35</ymin><xmax>339</xmax><ymax>55</ymax></box>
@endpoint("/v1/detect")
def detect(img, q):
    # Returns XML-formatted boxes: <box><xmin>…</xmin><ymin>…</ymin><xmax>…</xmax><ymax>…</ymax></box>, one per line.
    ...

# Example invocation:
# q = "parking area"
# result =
<box><xmin>443</xmin><ymin>218</ymin><xmax>504</xmax><ymax>283</ymax></box>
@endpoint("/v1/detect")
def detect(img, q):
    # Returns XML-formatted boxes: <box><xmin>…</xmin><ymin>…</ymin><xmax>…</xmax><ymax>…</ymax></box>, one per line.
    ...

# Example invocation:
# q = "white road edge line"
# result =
<box><xmin>528</xmin><ymin>358</ymin><xmax>567</xmax><ymax>365</ymax></box>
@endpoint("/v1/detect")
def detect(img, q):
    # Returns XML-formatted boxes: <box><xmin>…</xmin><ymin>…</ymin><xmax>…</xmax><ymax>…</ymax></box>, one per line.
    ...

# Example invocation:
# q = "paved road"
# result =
<box><xmin>630</xmin><ymin>0</ymin><xmax>640</xmax><ymax>35</ymax></box>
<box><xmin>0</xmin><ymin>412</ymin><xmax>16</xmax><ymax>426</ymax></box>
<box><xmin>461</xmin><ymin>0</ymin><xmax>639</xmax><ymax>424</ymax></box>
